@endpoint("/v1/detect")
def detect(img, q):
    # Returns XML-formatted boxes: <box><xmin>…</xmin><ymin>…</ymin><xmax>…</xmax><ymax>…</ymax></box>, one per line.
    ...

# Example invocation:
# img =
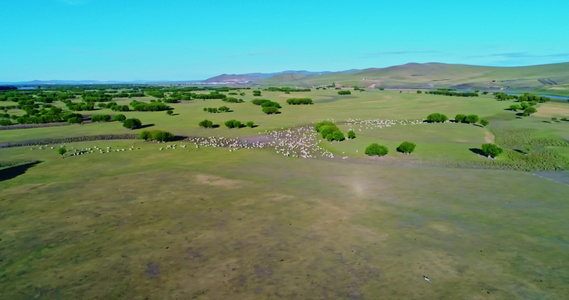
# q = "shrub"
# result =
<box><xmin>113</xmin><ymin>114</ymin><xmax>126</xmax><ymax>122</ymax></box>
<box><xmin>218</xmin><ymin>106</ymin><xmax>230</xmax><ymax>112</ymax></box>
<box><xmin>479</xmin><ymin>119</ymin><xmax>489</xmax><ymax>127</ymax></box>
<box><xmin>426</xmin><ymin>113</ymin><xmax>448</xmax><ymax>123</ymax></box>
<box><xmin>0</xmin><ymin>119</ymin><xmax>12</xmax><ymax>126</ymax></box>
<box><xmin>123</xmin><ymin>118</ymin><xmax>142</xmax><ymax>129</ymax></box>
<box><xmin>347</xmin><ymin>130</ymin><xmax>356</xmax><ymax>139</ymax></box>
<box><xmin>166</xmin><ymin>110</ymin><xmax>173</xmax><ymax>116</ymax></box>
<box><xmin>67</xmin><ymin>116</ymin><xmax>83</xmax><ymax>124</ymax></box>
<box><xmin>91</xmin><ymin>114</ymin><xmax>111</xmax><ymax>122</ymax></box>
<box><xmin>286</xmin><ymin>98</ymin><xmax>313</xmax><ymax>105</ymax></box>
<box><xmin>260</xmin><ymin>101</ymin><xmax>281</xmax><ymax>109</ymax></box>
<box><xmin>326</xmin><ymin>134</ymin><xmax>334</xmax><ymax>141</ymax></box>
<box><xmin>509</xmin><ymin>104</ymin><xmax>521</xmax><ymax>111</ymax></box>
<box><xmin>199</xmin><ymin>119</ymin><xmax>213</xmax><ymax>128</ymax></box>
<box><xmin>262</xmin><ymin>107</ymin><xmax>279</xmax><ymax>114</ymax></box>
<box><xmin>139</xmin><ymin>130</ymin><xmax>174</xmax><ymax>142</ymax></box>
<box><xmin>454</xmin><ymin>114</ymin><xmax>466</xmax><ymax>123</ymax></box>
<box><xmin>337</xmin><ymin>90</ymin><xmax>351</xmax><ymax>95</ymax></box>
<box><xmin>481</xmin><ymin>143</ymin><xmax>503</xmax><ymax>158</ymax></box>
<box><xmin>332</xmin><ymin>130</ymin><xmax>345</xmax><ymax>141</ymax></box>
<box><xmin>252</xmin><ymin>90</ymin><xmax>262</xmax><ymax>96</ymax></box>
<box><xmin>224</xmin><ymin>119</ymin><xmax>242</xmax><ymax>128</ymax></box>
<box><xmin>246</xmin><ymin>121</ymin><xmax>254</xmax><ymax>128</ymax></box>
<box><xmin>314</xmin><ymin>121</ymin><xmax>337</xmax><ymax>132</ymax></box>
<box><xmin>523</xmin><ymin>107</ymin><xmax>537</xmax><ymax>116</ymax></box>
<box><xmin>397</xmin><ymin>141</ymin><xmax>416</xmax><ymax>154</ymax></box>
<box><xmin>365</xmin><ymin>143</ymin><xmax>388</xmax><ymax>156</ymax></box>
<box><xmin>464</xmin><ymin>114</ymin><xmax>479</xmax><ymax>124</ymax></box>
<box><xmin>319</xmin><ymin>125</ymin><xmax>337</xmax><ymax>139</ymax></box>
<box><xmin>57</xmin><ymin>147</ymin><xmax>67</xmax><ymax>157</ymax></box>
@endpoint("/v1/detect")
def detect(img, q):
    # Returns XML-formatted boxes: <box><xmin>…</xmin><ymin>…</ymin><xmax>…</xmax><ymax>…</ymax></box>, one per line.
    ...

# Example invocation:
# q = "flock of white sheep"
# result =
<box><xmin>29</xmin><ymin>119</ymin><xmax>426</xmax><ymax>160</ymax></box>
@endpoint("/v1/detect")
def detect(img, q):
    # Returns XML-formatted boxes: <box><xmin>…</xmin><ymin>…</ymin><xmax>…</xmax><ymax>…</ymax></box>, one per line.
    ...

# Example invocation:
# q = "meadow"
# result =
<box><xmin>1</xmin><ymin>88</ymin><xmax>569</xmax><ymax>299</ymax></box>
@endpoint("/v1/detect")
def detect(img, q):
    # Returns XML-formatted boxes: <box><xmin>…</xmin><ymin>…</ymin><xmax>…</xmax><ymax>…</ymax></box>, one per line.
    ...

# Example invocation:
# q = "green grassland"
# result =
<box><xmin>2</xmin><ymin>88</ymin><xmax>569</xmax><ymax>299</ymax></box>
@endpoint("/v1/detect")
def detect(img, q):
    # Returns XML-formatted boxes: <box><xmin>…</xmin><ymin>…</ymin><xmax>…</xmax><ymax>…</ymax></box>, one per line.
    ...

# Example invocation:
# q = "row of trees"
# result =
<box><xmin>426</xmin><ymin>89</ymin><xmax>478</xmax><ymax>97</ymax></box>
<box><xmin>129</xmin><ymin>100</ymin><xmax>170</xmax><ymax>111</ymax></box>
<box><xmin>203</xmin><ymin>106</ymin><xmax>230</xmax><ymax>113</ymax></box>
<box><xmin>222</xmin><ymin>97</ymin><xmax>244</xmax><ymax>103</ymax></box>
<box><xmin>139</xmin><ymin>130</ymin><xmax>174</xmax><ymax>142</ymax></box>
<box><xmin>286</xmin><ymin>98</ymin><xmax>313</xmax><ymax>105</ymax></box>
<box><xmin>265</xmin><ymin>87</ymin><xmax>311</xmax><ymax>92</ymax></box>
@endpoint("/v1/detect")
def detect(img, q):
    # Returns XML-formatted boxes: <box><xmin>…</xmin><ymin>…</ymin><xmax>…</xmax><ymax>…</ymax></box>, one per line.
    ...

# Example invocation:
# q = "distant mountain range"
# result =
<box><xmin>3</xmin><ymin>62</ymin><xmax>569</xmax><ymax>94</ymax></box>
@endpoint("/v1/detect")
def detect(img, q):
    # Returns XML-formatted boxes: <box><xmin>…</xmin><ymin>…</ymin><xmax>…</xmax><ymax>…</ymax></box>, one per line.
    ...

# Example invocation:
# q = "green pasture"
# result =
<box><xmin>2</xmin><ymin>88</ymin><xmax>569</xmax><ymax>299</ymax></box>
<box><xmin>2</xmin><ymin>141</ymin><xmax>569</xmax><ymax>299</ymax></box>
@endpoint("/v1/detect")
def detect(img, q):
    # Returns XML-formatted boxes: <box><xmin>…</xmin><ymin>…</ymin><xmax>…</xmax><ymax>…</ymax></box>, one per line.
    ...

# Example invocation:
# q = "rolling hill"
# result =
<box><xmin>251</xmin><ymin>62</ymin><xmax>569</xmax><ymax>95</ymax></box>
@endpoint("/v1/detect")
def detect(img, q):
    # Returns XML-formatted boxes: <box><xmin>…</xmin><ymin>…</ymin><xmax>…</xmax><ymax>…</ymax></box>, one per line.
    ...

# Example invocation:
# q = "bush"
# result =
<box><xmin>260</xmin><ymin>101</ymin><xmax>281</xmax><ymax>109</ymax></box>
<box><xmin>314</xmin><ymin>121</ymin><xmax>337</xmax><ymax>132</ymax></box>
<box><xmin>224</xmin><ymin>119</ymin><xmax>242</xmax><ymax>128</ymax></box>
<box><xmin>113</xmin><ymin>114</ymin><xmax>126</xmax><ymax>122</ymax></box>
<box><xmin>365</xmin><ymin>143</ymin><xmax>388</xmax><ymax>156</ymax></box>
<box><xmin>286</xmin><ymin>98</ymin><xmax>313</xmax><ymax>105</ymax></box>
<box><xmin>397</xmin><ymin>141</ymin><xmax>416</xmax><ymax>154</ymax></box>
<box><xmin>326</xmin><ymin>134</ymin><xmax>334</xmax><ymax>141</ymax></box>
<box><xmin>123</xmin><ymin>118</ymin><xmax>142</xmax><ymax>129</ymax></box>
<box><xmin>246</xmin><ymin>121</ymin><xmax>254</xmax><ymax>128</ymax></box>
<box><xmin>252</xmin><ymin>90</ymin><xmax>262</xmax><ymax>96</ymax></box>
<box><xmin>57</xmin><ymin>147</ymin><xmax>67</xmax><ymax>157</ymax></box>
<box><xmin>479</xmin><ymin>119</ymin><xmax>489</xmax><ymax>127</ymax></box>
<box><xmin>0</xmin><ymin>119</ymin><xmax>12</xmax><ymax>126</ymax></box>
<box><xmin>509</xmin><ymin>104</ymin><xmax>521</xmax><ymax>111</ymax></box>
<box><xmin>91</xmin><ymin>114</ymin><xmax>111</xmax><ymax>122</ymax></box>
<box><xmin>262</xmin><ymin>107</ymin><xmax>279</xmax><ymax>114</ymax></box>
<box><xmin>523</xmin><ymin>107</ymin><xmax>537</xmax><ymax>116</ymax></box>
<box><xmin>218</xmin><ymin>106</ymin><xmax>230</xmax><ymax>112</ymax></box>
<box><xmin>139</xmin><ymin>130</ymin><xmax>174</xmax><ymax>142</ymax></box>
<box><xmin>67</xmin><ymin>116</ymin><xmax>83</xmax><ymax>124</ymax></box>
<box><xmin>347</xmin><ymin>130</ymin><xmax>356</xmax><ymax>139</ymax></box>
<box><xmin>319</xmin><ymin>125</ymin><xmax>337</xmax><ymax>138</ymax></box>
<box><xmin>166</xmin><ymin>110</ymin><xmax>173</xmax><ymax>116</ymax></box>
<box><xmin>481</xmin><ymin>143</ymin><xmax>503</xmax><ymax>158</ymax></box>
<box><xmin>199</xmin><ymin>119</ymin><xmax>213</xmax><ymax>128</ymax></box>
<box><xmin>464</xmin><ymin>114</ymin><xmax>479</xmax><ymax>124</ymax></box>
<box><xmin>426</xmin><ymin>113</ymin><xmax>448</xmax><ymax>123</ymax></box>
<box><xmin>454</xmin><ymin>114</ymin><xmax>466</xmax><ymax>123</ymax></box>
<box><xmin>337</xmin><ymin>90</ymin><xmax>351</xmax><ymax>95</ymax></box>
<box><xmin>332</xmin><ymin>130</ymin><xmax>345</xmax><ymax>141</ymax></box>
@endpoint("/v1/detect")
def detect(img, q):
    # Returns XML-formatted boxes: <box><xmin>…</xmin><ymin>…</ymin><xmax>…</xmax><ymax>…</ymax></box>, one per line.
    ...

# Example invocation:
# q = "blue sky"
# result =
<box><xmin>1</xmin><ymin>0</ymin><xmax>568</xmax><ymax>81</ymax></box>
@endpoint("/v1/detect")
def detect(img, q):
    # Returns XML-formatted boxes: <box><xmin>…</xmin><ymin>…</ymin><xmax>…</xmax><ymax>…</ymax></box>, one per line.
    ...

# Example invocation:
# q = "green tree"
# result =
<box><xmin>332</xmin><ymin>130</ymin><xmax>345</xmax><ymax>141</ymax></box>
<box><xmin>365</xmin><ymin>143</ymin><xmax>388</xmax><ymax>156</ymax></box>
<box><xmin>246</xmin><ymin>121</ymin><xmax>255</xmax><ymax>128</ymax></box>
<box><xmin>481</xmin><ymin>143</ymin><xmax>503</xmax><ymax>158</ymax></box>
<box><xmin>113</xmin><ymin>114</ymin><xmax>126</xmax><ymax>122</ymax></box>
<box><xmin>123</xmin><ymin>118</ymin><xmax>142</xmax><ymax>129</ymax></box>
<box><xmin>464</xmin><ymin>114</ymin><xmax>479</xmax><ymax>124</ymax></box>
<box><xmin>166</xmin><ymin>110</ymin><xmax>173</xmax><ymax>116</ymax></box>
<box><xmin>397</xmin><ymin>141</ymin><xmax>416</xmax><ymax>154</ymax></box>
<box><xmin>262</xmin><ymin>107</ymin><xmax>279</xmax><ymax>114</ymax></box>
<box><xmin>199</xmin><ymin>119</ymin><xmax>213</xmax><ymax>128</ymax></box>
<box><xmin>479</xmin><ymin>119</ymin><xmax>489</xmax><ymax>127</ymax></box>
<box><xmin>347</xmin><ymin>130</ymin><xmax>356</xmax><ymax>139</ymax></box>
<box><xmin>523</xmin><ymin>107</ymin><xmax>537</xmax><ymax>116</ymax></box>
<box><xmin>57</xmin><ymin>147</ymin><xmax>67</xmax><ymax>158</ymax></box>
<box><xmin>454</xmin><ymin>114</ymin><xmax>466</xmax><ymax>123</ymax></box>
<box><xmin>426</xmin><ymin>113</ymin><xmax>448</xmax><ymax>123</ymax></box>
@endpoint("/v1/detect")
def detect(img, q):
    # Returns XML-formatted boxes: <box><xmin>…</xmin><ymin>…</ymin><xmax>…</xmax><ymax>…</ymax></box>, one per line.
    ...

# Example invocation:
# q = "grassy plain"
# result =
<box><xmin>2</xmin><ymin>88</ymin><xmax>569</xmax><ymax>299</ymax></box>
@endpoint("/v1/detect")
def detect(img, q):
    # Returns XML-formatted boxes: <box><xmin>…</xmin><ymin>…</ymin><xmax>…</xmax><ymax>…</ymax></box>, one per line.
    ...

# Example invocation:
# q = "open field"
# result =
<box><xmin>2</xmin><ymin>142</ymin><xmax>569</xmax><ymax>299</ymax></box>
<box><xmin>2</xmin><ymin>88</ymin><xmax>569</xmax><ymax>299</ymax></box>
